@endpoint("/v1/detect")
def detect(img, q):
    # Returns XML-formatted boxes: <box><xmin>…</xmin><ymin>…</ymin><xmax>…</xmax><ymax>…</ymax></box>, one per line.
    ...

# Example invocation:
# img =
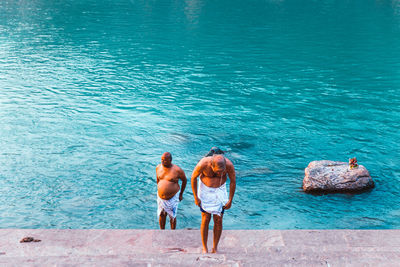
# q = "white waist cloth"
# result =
<box><xmin>157</xmin><ymin>191</ymin><xmax>180</xmax><ymax>219</ymax></box>
<box><xmin>198</xmin><ymin>179</ymin><xmax>228</xmax><ymax>216</ymax></box>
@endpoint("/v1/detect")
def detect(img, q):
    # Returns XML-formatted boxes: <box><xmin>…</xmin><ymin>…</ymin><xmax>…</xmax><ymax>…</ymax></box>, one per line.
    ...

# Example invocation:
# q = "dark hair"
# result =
<box><xmin>205</xmin><ymin>147</ymin><xmax>224</xmax><ymax>157</ymax></box>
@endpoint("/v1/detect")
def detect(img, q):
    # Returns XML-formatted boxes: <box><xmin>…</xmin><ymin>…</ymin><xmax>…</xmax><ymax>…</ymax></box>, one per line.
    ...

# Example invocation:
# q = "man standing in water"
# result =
<box><xmin>156</xmin><ymin>152</ymin><xmax>187</xmax><ymax>229</ymax></box>
<box><xmin>191</xmin><ymin>148</ymin><xmax>236</xmax><ymax>253</ymax></box>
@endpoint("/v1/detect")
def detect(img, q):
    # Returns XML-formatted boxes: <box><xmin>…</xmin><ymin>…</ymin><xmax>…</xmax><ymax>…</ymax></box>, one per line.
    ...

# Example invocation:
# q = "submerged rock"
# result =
<box><xmin>303</xmin><ymin>160</ymin><xmax>374</xmax><ymax>193</ymax></box>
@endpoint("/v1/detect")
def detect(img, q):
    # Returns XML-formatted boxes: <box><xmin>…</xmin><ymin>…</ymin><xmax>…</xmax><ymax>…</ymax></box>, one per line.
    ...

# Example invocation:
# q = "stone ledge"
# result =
<box><xmin>0</xmin><ymin>229</ymin><xmax>399</xmax><ymax>266</ymax></box>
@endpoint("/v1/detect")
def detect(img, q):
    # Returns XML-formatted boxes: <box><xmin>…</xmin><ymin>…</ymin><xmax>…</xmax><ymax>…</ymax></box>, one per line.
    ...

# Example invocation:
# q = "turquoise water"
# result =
<box><xmin>0</xmin><ymin>0</ymin><xmax>400</xmax><ymax>229</ymax></box>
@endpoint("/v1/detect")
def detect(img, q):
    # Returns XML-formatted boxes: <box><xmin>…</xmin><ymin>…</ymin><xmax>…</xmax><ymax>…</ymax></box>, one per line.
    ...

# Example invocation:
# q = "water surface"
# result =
<box><xmin>0</xmin><ymin>0</ymin><xmax>400</xmax><ymax>229</ymax></box>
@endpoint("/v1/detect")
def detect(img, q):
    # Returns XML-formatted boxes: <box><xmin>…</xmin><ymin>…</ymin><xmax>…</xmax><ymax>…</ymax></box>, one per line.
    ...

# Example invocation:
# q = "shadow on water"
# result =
<box><xmin>236</xmin><ymin>167</ymin><xmax>274</xmax><ymax>178</ymax></box>
<box><xmin>300</xmin><ymin>186</ymin><xmax>376</xmax><ymax>196</ymax></box>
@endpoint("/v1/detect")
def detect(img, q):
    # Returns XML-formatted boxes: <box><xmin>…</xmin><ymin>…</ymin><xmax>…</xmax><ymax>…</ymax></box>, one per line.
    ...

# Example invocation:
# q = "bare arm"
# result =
<box><xmin>191</xmin><ymin>159</ymin><xmax>204</xmax><ymax>206</ymax></box>
<box><xmin>156</xmin><ymin>165</ymin><xmax>160</xmax><ymax>184</ymax></box>
<box><xmin>223</xmin><ymin>161</ymin><xmax>236</xmax><ymax>210</ymax></box>
<box><xmin>179</xmin><ymin>168</ymin><xmax>187</xmax><ymax>201</ymax></box>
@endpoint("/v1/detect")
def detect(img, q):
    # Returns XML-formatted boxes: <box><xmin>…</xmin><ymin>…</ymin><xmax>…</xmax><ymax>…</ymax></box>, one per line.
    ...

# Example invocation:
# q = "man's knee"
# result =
<box><xmin>160</xmin><ymin>210</ymin><xmax>167</xmax><ymax>217</ymax></box>
<box><xmin>201</xmin><ymin>212</ymin><xmax>212</xmax><ymax>223</ymax></box>
<box><xmin>213</xmin><ymin>214</ymin><xmax>223</xmax><ymax>225</ymax></box>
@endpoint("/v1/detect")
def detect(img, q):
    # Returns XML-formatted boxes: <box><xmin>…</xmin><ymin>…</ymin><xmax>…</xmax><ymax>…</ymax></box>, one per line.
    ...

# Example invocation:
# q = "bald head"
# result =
<box><xmin>211</xmin><ymin>154</ymin><xmax>226</xmax><ymax>174</ymax></box>
<box><xmin>161</xmin><ymin>152</ymin><xmax>172</xmax><ymax>167</ymax></box>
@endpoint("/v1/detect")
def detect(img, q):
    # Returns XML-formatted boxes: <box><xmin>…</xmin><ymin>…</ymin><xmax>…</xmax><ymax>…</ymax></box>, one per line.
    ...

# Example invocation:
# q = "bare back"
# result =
<box><xmin>157</xmin><ymin>164</ymin><xmax>183</xmax><ymax>199</ymax></box>
<box><xmin>198</xmin><ymin>157</ymin><xmax>234</xmax><ymax>188</ymax></box>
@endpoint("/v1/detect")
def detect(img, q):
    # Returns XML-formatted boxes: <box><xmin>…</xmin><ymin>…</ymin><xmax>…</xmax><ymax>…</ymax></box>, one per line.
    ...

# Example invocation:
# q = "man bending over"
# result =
<box><xmin>191</xmin><ymin>148</ymin><xmax>236</xmax><ymax>253</ymax></box>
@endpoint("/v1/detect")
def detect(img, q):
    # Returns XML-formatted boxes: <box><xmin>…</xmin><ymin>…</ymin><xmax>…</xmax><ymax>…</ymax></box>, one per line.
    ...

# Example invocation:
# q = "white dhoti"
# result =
<box><xmin>157</xmin><ymin>191</ymin><xmax>180</xmax><ymax>219</ymax></box>
<box><xmin>198</xmin><ymin>180</ymin><xmax>229</xmax><ymax>216</ymax></box>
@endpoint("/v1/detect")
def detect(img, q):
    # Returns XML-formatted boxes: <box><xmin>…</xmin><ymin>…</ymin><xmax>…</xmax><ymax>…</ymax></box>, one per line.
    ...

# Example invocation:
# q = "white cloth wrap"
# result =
<box><xmin>198</xmin><ymin>179</ymin><xmax>228</xmax><ymax>216</ymax></box>
<box><xmin>157</xmin><ymin>191</ymin><xmax>180</xmax><ymax>219</ymax></box>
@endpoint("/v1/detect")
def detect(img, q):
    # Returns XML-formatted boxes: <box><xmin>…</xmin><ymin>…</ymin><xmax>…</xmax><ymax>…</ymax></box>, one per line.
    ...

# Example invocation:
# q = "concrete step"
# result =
<box><xmin>0</xmin><ymin>252</ymin><xmax>400</xmax><ymax>267</ymax></box>
<box><xmin>0</xmin><ymin>229</ymin><xmax>399</xmax><ymax>266</ymax></box>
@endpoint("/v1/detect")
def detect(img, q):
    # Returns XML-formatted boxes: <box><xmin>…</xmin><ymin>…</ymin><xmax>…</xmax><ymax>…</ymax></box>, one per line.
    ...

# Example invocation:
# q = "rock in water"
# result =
<box><xmin>303</xmin><ymin>160</ymin><xmax>374</xmax><ymax>193</ymax></box>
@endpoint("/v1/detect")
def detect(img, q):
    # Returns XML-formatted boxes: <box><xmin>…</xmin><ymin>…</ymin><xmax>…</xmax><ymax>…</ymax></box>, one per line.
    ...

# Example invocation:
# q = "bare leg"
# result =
<box><xmin>200</xmin><ymin>212</ymin><xmax>211</xmax><ymax>253</ymax></box>
<box><xmin>211</xmin><ymin>214</ymin><xmax>223</xmax><ymax>253</ymax></box>
<box><xmin>170</xmin><ymin>217</ymin><xmax>176</xmax><ymax>230</ymax></box>
<box><xmin>159</xmin><ymin>210</ymin><xmax>167</xmax><ymax>230</ymax></box>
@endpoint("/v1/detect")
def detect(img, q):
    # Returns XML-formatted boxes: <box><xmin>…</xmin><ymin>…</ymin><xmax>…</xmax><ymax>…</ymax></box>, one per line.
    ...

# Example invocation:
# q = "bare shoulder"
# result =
<box><xmin>225</xmin><ymin>157</ymin><xmax>234</xmax><ymax>166</ymax></box>
<box><xmin>156</xmin><ymin>164</ymin><xmax>164</xmax><ymax>175</ymax></box>
<box><xmin>192</xmin><ymin>157</ymin><xmax>208</xmax><ymax>173</ymax></box>
<box><xmin>198</xmin><ymin>157</ymin><xmax>210</xmax><ymax>168</ymax></box>
<box><xmin>173</xmin><ymin>164</ymin><xmax>185</xmax><ymax>174</ymax></box>
<box><xmin>225</xmin><ymin>157</ymin><xmax>235</xmax><ymax>170</ymax></box>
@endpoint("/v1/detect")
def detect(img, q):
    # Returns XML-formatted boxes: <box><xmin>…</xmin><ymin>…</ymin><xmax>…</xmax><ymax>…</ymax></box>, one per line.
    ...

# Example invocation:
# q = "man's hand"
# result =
<box><xmin>223</xmin><ymin>200</ymin><xmax>232</xmax><ymax>210</ymax></box>
<box><xmin>194</xmin><ymin>196</ymin><xmax>201</xmax><ymax>207</ymax></box>
<box><xmin>179</xmin><ymin>194</ymin><xmax>183</xmax><ymax>202</ymax></box>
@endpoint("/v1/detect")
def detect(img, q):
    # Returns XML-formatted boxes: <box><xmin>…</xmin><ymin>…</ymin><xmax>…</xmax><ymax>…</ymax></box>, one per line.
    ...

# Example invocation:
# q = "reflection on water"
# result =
<box><xmin>184</xmin><ymin>0</ymin><xmax>203</xmax><ymax>25</ymax></box>
<box><xmin>0</xmin><ymin>0</ymin><xmax>400</xmax><ymax>229</ymax></box>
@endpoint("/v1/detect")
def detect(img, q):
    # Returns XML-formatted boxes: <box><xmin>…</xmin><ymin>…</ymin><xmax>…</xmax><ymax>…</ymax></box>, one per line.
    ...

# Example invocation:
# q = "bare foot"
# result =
<box><xmin>202</xmin><ymin>248</ymin><xmax>208</xmax><ymax>254</ymax></box>
<box><xmin>211</xmin><ymin>248</ymin><xmax>217</xmax><ymax>253</ymax></box>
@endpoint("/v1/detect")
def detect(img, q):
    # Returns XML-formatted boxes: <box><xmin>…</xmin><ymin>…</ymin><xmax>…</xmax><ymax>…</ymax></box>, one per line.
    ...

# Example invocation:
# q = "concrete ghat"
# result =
<box><xmin>0</xmin><ymin>230</ymin><xmax>400</xmax><ymax>266</ymax></box>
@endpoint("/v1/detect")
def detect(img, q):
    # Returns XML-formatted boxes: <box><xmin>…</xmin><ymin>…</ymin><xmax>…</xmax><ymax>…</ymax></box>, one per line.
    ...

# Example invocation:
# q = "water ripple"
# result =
<box><xmin>0</xmin><ymin>0</ymin><xmax>399</xmax><ymax>229</ymax></box>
